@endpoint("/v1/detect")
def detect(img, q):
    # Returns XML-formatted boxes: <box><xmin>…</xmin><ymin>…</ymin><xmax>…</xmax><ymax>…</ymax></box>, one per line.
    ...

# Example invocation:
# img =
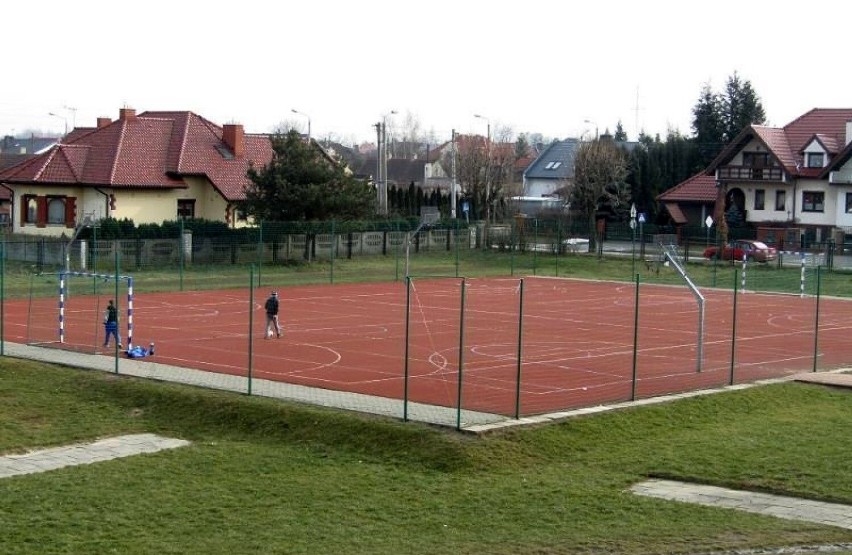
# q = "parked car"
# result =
<box><xmin>703</xmin><ymin>239</ymin><xmax>778</xmax><ymax>262</ymax></box>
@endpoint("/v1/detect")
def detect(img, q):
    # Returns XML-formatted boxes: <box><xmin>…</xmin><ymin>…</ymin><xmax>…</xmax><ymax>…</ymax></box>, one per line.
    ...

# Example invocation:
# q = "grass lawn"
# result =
<box><xmin>1</xmin><ymin>358</ymin><xmax>851</xmax><ymax>554</ymax></box>
<box><xmin>5</xmin><ymin>249</ymin><xmax>852</xmax><ymax>299</ymax></box>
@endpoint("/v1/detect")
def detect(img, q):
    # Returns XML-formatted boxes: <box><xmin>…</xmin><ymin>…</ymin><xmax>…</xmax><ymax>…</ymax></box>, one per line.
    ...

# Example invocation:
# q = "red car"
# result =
<box><xmin>703</xmin><ymin>239</ymin><xmax>778</xmax><ymax>262</ymax></box>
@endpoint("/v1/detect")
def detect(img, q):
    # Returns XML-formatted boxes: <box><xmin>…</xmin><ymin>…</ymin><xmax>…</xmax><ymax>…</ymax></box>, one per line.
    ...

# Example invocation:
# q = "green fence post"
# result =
<box><xmin>514</xmin><ymin>278</ymin><xmax>524</xmax><ymax>419</ymax></box>
<box><xmin>455</xmin><ymin>218</ymin><xmax>460</xmax><ymax>278</ymax></box>
<box><xmin>631</xmin><ymin>273</ymin><xmax>639</xmax><ymax>401</ymax></box>
<box><xmin>813</xmin><ymin>266</ymin><xmax>821</xmax><ymax>373</ymax></box>
<box><xmin>533</xmin><ymin>218</ymin><xmax>538</xmax><ymax>276</ymax></box>
<box><xmin>179</xmin><ymin>218</ymin><xmax>184</xmax><ymax>292</ymax></box>
<box><xmin>248</xmin><ymin>265</ymin><xmax>255</xmax><ymax>395</ymax></box>
<box><xmin>455</xmin><ymin>278</ymin><xmax>466</xmax><ymax>431</ymax></box>
<box><xmin>555</xmin><ymin>221</ymin><xmax>561</xmax><ymax>277</ymax></box>
<box><xmin>92</xmin><ymin>223</ymin><xmax>98</xmax><ymax>273</ymax></box>
<box><xmin>403</xmin><ymin>276</ymin><xmax>411</xmax><ymax>421</ymax></box>
<box><xmin>114</xmin><ymin>245</ymin><xmax>120</xmax><ymax>374</ymax></box>
<box><xmin>510</xmin><ymin>218</ymin><xmax>515</xmax><ymax>277</ymax></box>
<box><xmin>395</xmin><ymin>223</ymin><xmax>401</xmax><ymax>282</ymax></box>
<box><xmin>0</xmin><ymin>239</ymin><xmax>4</xmax><ymax>356</ymax></box>
<box><xmin>330</xmin><ymin>220</ymin><xmax>336</xmax><ymax>284</ymax></box>
<box><xmin>730</xmin><ymin>269</ymin><xmax>738</xmax><ymax>385</ymax></box>
<box><xmin>257</xmin><ymin>221</ymin><xmax>263</xmax><ymax>289</ymax></box>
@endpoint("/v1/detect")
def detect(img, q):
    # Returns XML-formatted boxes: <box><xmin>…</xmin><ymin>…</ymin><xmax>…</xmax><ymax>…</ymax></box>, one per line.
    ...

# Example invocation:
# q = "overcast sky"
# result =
<box><xmin>2</xmin><ymin>0</ymin><xmax>850</xmax><ymax>146</ymax></box>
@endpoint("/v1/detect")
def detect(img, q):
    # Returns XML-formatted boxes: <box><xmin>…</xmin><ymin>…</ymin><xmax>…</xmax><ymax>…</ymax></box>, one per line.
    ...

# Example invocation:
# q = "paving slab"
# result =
<box><xmin>793</xmin><ymin>372</ymin><xmax>852</xmax><ymax>389</ymax></box>
<box><xmin>631</xmin><ymin>479</ymin><xmax>852</xmax><ymax>531</ymax></box>
<box><xmin>0</xmin><ymin>434</ymin><xmax>190</xmax><ymax>479</ymax></box>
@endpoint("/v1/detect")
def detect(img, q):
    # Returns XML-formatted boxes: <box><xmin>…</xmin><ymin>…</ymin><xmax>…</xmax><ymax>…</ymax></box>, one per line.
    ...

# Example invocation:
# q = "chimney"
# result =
<box><xmin>222</xmin><ymin>124</ymin><xmax>245</xmax><ymax>158</ymax></box>
<box><xmin>846</xmin><ymin>121</ymin><xmax>852</xmax><ymax>146</ymax></box>
<box><xmin>119</xmin><ymin>108</ymin><xmax>137</xmax><ymax>120</ymax></box>
<box><xmin>97</xmin><ymin>117</ymin><xmax>112</xmax><ymax>128</ymax></box>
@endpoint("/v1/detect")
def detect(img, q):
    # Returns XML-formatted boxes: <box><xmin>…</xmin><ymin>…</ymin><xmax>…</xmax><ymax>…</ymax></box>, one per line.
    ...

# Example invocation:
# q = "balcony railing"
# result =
<box><xmin>718</xmin><ymin>166</ymin><xmax>783</xmax><ymax>181</ymax></box>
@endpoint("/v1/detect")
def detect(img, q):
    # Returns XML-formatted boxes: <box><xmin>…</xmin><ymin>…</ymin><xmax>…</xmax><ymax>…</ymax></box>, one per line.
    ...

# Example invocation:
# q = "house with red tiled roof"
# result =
<box><xmin>656</xmin><ymin>173</ymin><xmax>717</xmax><ymax>226</ymax></box>
<box><xmin>0</xmin><ymin>108</ymin><xmax>275</xmax><ymax>236</ymax></box>
<box><xmin>659</xmin><ymin>108</ymin><xmax>852</xmax><ymax>248</ymax></box>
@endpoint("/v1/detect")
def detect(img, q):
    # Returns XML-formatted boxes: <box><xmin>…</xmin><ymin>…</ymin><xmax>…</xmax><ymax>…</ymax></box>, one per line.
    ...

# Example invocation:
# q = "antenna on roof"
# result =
<box><xmin>63</xmin><ymin>105</ymin><xmax>77</xmax><ymax>130</ymax></box>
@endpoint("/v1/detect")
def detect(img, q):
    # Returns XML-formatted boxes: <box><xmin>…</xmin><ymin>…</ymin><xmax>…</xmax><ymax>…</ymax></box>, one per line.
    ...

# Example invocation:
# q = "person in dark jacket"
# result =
<box><xmin>264</xmin><ymin>291</ymin><xmax>282</xmax><ymax>339</ymax></box>
<box><xmin>103</xmin><ymin>299</ymin><xmax>122</xmax><ymax>349</ymax></box>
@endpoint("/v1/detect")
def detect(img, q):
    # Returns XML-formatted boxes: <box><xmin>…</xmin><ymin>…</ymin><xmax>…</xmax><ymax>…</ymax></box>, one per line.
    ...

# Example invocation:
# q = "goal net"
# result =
<box><xmin>27</xmin><ymin>271</ymin><xmax>134</xmax><ymax>354</ymax></box>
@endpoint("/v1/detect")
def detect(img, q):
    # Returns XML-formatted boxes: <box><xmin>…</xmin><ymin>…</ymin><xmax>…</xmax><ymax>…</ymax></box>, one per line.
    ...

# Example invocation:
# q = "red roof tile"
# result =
<box><xmin>656</xmin><ymin>173</ymin><xmax>717</xmax><ymax>202</ymax></box>
<box><xmin>707</xmin><ymin>108</ymin><xmax>852</xmax><ymax>177</ymax></box>
<box><xmin>0</xmin><ymin>110</ymin><xmax>275</xmax><ymax>201</ymax></box>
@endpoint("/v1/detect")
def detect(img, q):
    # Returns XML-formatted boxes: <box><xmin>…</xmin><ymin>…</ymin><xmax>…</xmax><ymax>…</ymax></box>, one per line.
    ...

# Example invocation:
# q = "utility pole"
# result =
<box><xmin>451</xmin><ymin>129</ymin><xmax>457</xmax><ymax>218</ymax></box>
<box><xmin>475</xmin><ymin>114</ymin><xmax>491</xmax><ymax>249</ymax></box>
<box><xmin>382</xmin><ymin>119</ymin><xmax>388</xmax><ymax>215</ymax></box>
<box><xmin>375</xmin><ymin>122</ymin><xmax>383</xmax><ymax>213</ymax></box>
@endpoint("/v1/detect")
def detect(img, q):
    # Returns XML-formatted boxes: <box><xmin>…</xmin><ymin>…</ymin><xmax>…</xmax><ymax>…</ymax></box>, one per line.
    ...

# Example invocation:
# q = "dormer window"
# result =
<box><xmin>806</xmin><ymin>152</ymin><xmax>824</xmax><ymax>168</ymax></box>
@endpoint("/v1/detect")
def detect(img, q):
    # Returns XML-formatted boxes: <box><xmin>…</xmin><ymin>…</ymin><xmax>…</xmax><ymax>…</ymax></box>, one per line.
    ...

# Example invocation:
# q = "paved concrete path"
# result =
<box><xmin>632</xmin><ymin>479</ymin><xmax>852</xmax><ymax>531</ymax></box>
<box><xmin>0</xmin><ymin>434</ymin><xmax>190</xmax><ymax>479</ymax></box>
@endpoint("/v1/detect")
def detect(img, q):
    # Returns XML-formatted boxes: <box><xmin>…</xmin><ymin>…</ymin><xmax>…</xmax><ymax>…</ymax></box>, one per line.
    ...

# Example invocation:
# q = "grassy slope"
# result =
<box><xmin>2</xmin><ymin>358</ymin><xmax>851</xmax><ymax>554</ymax></box>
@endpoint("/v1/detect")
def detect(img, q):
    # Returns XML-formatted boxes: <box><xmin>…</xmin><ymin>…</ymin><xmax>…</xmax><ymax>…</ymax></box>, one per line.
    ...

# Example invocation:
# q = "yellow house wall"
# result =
<box><xmin>12</xmin><ymin>177</ymin><xmax>236</xmax><ymax>237</ymax></box>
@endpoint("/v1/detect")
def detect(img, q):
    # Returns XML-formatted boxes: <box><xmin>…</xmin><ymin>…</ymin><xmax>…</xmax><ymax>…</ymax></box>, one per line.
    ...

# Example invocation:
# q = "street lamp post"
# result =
<box><xmin>378</xmin><ymin>111</ymin><xmax>397</xmax><ymax>215</ymax></box>
<box><xmin>474</xmin><ymin>114</ymin><xmax>491</xmax><ymax>249</ymax></box>
<box><xmin>48</xmin><ymin>112</ymin><xmax>67</xmax><ymax>137</ymax></box>
<box><xmin>583</xmin><ymin>119</ymin><xmax>598</xmax><ymax>140</ymax></box>
<box><xmin>290</xmin><ymin>109</ymin><xmax>311</xmax><ymax>141</ymax></box>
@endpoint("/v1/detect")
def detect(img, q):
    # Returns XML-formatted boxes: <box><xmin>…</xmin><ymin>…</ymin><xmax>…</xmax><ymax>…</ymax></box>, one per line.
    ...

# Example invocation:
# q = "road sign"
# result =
<box><xmin>629</xmin><ymin>219</ymin><xmax>636</xmax><ymax>230</ymax></box>
<box><xmin>705</xmin><ymin>215</ymin><xmax>714</xmax><ymax>228</ymax></box>
<box><xmin>630</xmin><ymin>203</ymin><xmax>637</xmax><ymax>219</ymax></box>
<box><xmin>638</xmin><ymin>213</ymin><xmax>646</xmax><ymax>224</ymax></box>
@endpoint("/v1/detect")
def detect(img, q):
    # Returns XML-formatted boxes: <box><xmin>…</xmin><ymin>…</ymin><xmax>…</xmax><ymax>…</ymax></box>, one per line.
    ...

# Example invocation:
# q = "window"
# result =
<box><xmin>846</xmin><ymin>193</ymin><xmax>852</xmax><ymax>214</ymax></box>
<box><xmin>775</xmin><ymin>190</ymin><xmax>786</xmax><ymax>211</ymax></box>
<box><xmin>802</xmin><ymin>191</ymin><xmax>824</xmax><ymax>212</ymax></box>
<box><xmin>47</xmin><ymin>197</ymin><xmax>65</xmax><ymax>224</ymax></box>
<box><xmin>754</xmin><ymin>189</ymin><xmax>765</xmax><ymax>210</ymax></box>
<box><xmin>807</xmin><ymin>152</ymin><xmax>824</xmax><ymax>168</ymax></box>
<box><xmin>742</xmin><ymin>152</ymin><xmax>771</xmax><ymax>167</ymax></box>
<box><xmin>544</xmin><ymin>161</ymin><xmax>561</xmax><ymax>170</ymax></box>
<box><xmin>22</xmin><ymin>195</ymin><xmax>37</xmax><ymax>224</ymax></box>
<box><xmin>177</xmin><ymin>199</ymin><xmax>196</xmax><ymax>220</ymax></box>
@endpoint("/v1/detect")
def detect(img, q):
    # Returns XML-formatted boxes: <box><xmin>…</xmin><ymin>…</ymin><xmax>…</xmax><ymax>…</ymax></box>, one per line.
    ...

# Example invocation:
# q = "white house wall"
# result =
<box><xmin>743</xmin><ymin>185</ymin><xmax>791</xmax><ymax>223</ymax></box>
<box><xmin>796</xmin><ymin>179</ymin><xmax>834</xmax><ymax>227</ymax></box>
<box><xmin>524</xmin><ymin>178</ymin><xmax>563</xmax><ymax>198</ymax></box>
<box><xmin>833</xmin><ymin>186</ymin><xmax>852</xmax><ymax>228</ymax></box>
<box><xmin>831</xmin><ymin>157</ymin><xmax>852</xmax><ymax>185</ymax></box>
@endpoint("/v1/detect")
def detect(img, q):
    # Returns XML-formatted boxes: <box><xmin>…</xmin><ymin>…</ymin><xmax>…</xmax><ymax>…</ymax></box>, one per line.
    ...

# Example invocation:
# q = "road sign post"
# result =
<box><xmin>630</xmin><ymin>203</ymin><xmax>637</xmax><ymax>277</ymax></box>
<box><xmin>705</xmin><ymin>215</ymin><xmax>714</xmax><ymax>247</ymax></box>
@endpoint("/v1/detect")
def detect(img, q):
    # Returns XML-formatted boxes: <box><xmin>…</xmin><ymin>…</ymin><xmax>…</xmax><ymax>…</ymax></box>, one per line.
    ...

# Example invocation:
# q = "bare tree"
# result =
<box><xmin>571</xmin><ymin>139</ymin><xmax>630</xmax><ymax>252</ymax></box>
<box><xmin>391</xmin><ymin>111</ymin><xmax>422</xmax><ymax>159</ymax></box>
<box><xmin>445</xmin><ymin>126</ymin><xmax>522</xmax><ymax>224</ymax></box>
<box><xmin>272</xmin><ymin>118</ymin><xmax>306</xmax><ymax>135</ymax></box>
<box><xmin>450</xmin><ymin>134</ymin><xmax>488</xmax><ymax>220</ymax></box>
<box><xmin>487</xmin><ymin>125</ymin><xmax>519</xmax><ymax>220</ymax></box>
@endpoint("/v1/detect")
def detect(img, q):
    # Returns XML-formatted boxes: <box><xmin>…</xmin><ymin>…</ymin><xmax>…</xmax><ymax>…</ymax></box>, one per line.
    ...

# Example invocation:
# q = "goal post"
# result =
<box><xmin>27</xmin><ymin>271</ymin><xmax>134</xmax><ymax>352</ymax></box>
